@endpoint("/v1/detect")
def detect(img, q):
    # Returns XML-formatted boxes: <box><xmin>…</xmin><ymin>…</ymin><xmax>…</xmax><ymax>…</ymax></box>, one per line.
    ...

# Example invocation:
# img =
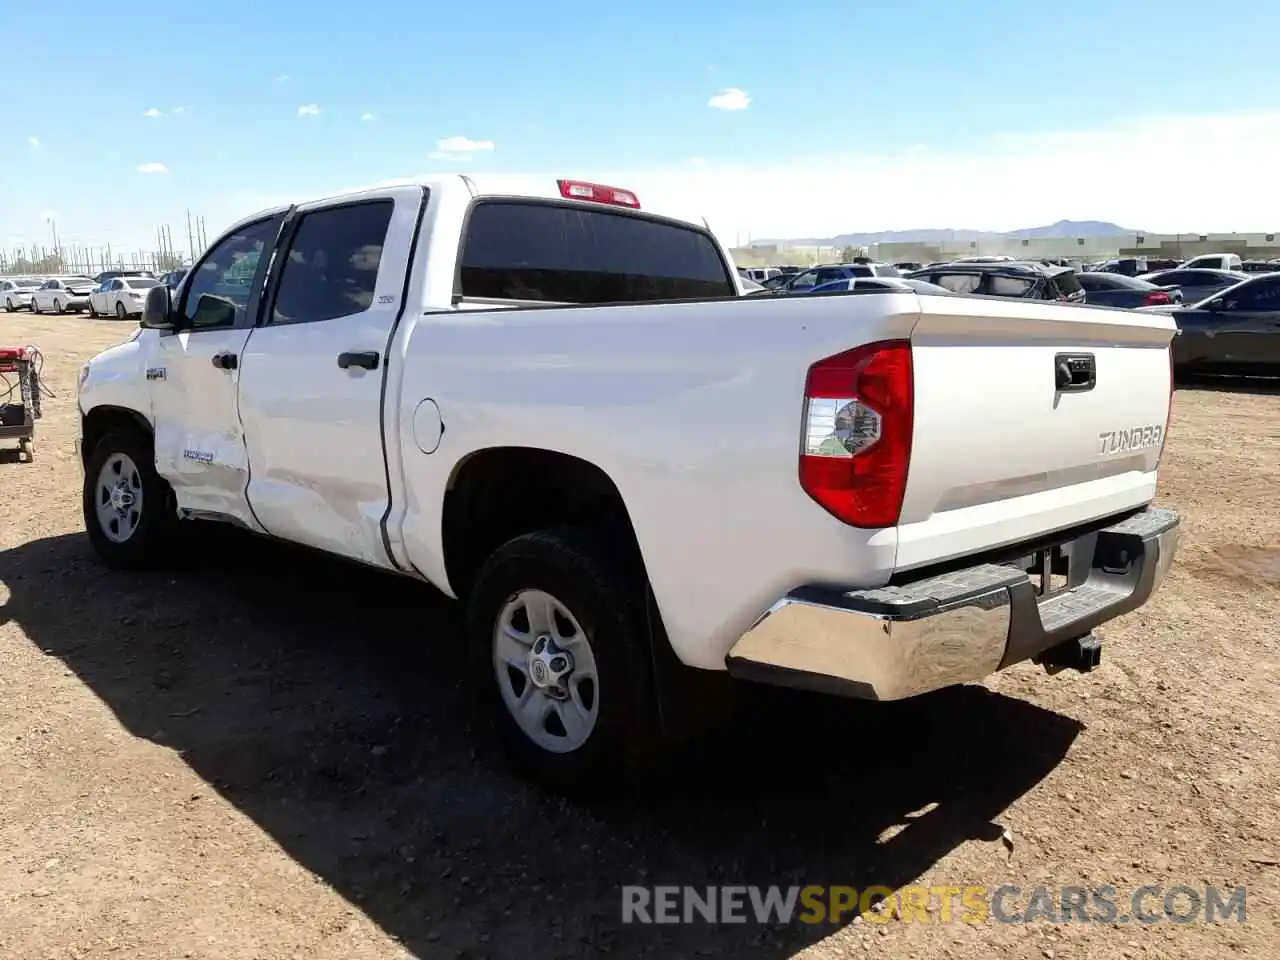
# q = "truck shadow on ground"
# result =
<box><xmin>1</xmin><ymin>528</ymin><xmax>1082</xmax><ymax>959</ymax></box>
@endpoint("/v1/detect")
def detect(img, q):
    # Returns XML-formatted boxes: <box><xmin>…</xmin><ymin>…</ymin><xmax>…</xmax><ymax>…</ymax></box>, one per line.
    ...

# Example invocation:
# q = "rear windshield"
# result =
<box><xmin>13</xmin><ymin>279</ymin><xmax>40</xmax><ymax>288</ymax></box>
<box><xmin>127</xmin><ymin>278</ymin><xmax>161</xmax><ymax>289</ymax></box>
<box><xmin>458</xmin><ymin>201</ymin><xmax>735</xmax><ymax>304</ymax></box>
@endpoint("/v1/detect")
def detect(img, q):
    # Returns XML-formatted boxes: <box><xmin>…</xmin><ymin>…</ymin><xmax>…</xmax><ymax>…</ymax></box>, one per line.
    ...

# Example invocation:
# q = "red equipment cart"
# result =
<box><xmin>0</xmin><ymin>345</ymin><xmax>43</xmax><ymax>462</ymax></box>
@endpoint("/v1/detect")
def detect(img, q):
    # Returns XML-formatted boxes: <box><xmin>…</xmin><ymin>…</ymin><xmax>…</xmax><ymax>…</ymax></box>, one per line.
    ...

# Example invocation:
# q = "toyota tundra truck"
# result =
<box><xmin>76</xmin><ymin>175</ymin><xmax>1181</xmax><ymax>794</ymax></box>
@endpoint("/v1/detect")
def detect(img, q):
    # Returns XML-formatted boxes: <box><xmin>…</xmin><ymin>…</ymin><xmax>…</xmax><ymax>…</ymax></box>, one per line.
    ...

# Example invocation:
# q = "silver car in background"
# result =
<box><xmin>1</xmin><ymin>277</ymin><xmax>43</xmax><ymax>311</ymax></box>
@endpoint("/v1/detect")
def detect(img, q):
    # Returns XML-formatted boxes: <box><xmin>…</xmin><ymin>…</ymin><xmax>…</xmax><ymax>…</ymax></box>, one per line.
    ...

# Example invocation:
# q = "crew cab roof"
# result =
<box><xmin>229</xmin><ymin>175</ymin><xmax>713</xmax><ymax>235</ymax></box>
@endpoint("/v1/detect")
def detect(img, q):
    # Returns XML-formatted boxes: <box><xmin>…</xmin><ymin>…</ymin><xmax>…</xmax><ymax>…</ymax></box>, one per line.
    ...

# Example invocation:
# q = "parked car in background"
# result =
<box><xmin>1181</xmin><ymin>253</ymin><xmax>1243</xmax><ymax>272</ymax></box>
<box><xmin>1140</xmin><ymin>273</ymin><xmax>1280</xmax><ymax>378</ymax></box>
<box><xmin>1241</xmin><ymin>260</ymin><xmax>1277</xmax><ymax>273</ymax></box>
<box><xmin>158</xmin><ymin>269</ymin><xmax>187</xmax><ymax>290</ymax></box>
<box><xmin>93</xmin><ymin>268</ymin><xmax>157</xmax><ymax>284</ymax></box>
<box><xmin>777</xmin><ymin>261</ymin><xmax>901</xmax><ymax>292</ymax></box>
<box><xmin>1076</xmin><ymin>272</ymin><xmax>1183</xmax><ymax>309</ymax></box>
<box><xmin>739</xmin><ymin>276</ymin><xmax>767</xmax><ymax>294</ymax></box>
<box><xmin>741</xmin><ymin>267</ymin><xmax>782</xmax><ymax>284</ymax></box>
<box><xmin>1137</xmin><ymin>268</ymin><xmax>1245</xmax><ymax>306</ymax></box>
<box><xmin>905</xmin><ymin>260</ymin><xmax>1086</xmax><ymax>303</ymax></box>
<box><xmin>1</xmin><ymin>277</ymin><xmax>43</xmax><ymax>311</ymax></box>
<box><xmin>30</xmin><ymin>276</ymin><xmax>96</xmax><ymax>314</ymax></box>
<box><xmin>88</xmin><ymin>275</ymin><xmax>163</xmax><ymax>318</ymax></box>
<box><xmin>892</xmin><ymin>261</ymin><xmax>923</xmax><ymax>271</ymax></box>
<box><xmin>1097</xmin><ymin>257</ymin><xmax>1149</xmax><ymax>277</ymax></box>
<box><xmin>807</xmin><ymin>276</ymin><xmax>957</xmax><ymax>296</ymax></box>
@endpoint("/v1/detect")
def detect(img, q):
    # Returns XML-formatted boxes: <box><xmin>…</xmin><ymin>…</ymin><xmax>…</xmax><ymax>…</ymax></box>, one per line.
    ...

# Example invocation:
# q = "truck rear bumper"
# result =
<box><xmin>725</xmin><ymin>506</ymin><xmax>1180</xmax><ymax>700</ymax></box>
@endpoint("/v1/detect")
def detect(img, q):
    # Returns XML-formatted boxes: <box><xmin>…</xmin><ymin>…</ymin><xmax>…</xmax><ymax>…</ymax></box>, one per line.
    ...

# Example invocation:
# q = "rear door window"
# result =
<box><xmin>458</xmin><ymin>201</ymin><xmax>734</xmax><ymax>303</ymax></box>
<box><xmin>989</xmin><ymin>275</ymin><xmax>1036</xmax><ymax>297</ymax></box>
<box><xmin>934</xmin><ymin>273</ymin><xmax>983</xmax><ymax>294</ymax></box>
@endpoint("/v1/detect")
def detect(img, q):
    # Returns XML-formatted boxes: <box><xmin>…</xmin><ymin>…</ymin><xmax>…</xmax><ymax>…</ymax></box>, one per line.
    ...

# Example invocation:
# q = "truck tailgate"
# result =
<box><xmin>896</xmin><ymin>294</ymin><xmax>1175</xmax><ymax>572</ymax></box>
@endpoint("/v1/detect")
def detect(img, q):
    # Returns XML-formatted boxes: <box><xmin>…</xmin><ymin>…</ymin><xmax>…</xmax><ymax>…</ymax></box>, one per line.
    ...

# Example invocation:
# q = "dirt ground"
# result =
<box><xmin>1</xmin><ymin>313</ymin><xmax>1277</xmax><ymax>960</ymax></box>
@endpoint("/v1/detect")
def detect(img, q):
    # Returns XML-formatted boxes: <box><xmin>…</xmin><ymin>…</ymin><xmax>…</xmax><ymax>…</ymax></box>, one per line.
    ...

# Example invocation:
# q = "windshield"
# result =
<box><xmin>127</xmin><ymin>278</ymin><xmax>161</xmax><ymax>289</ymax></box>
<box><xmin>13</xmin><ymin>280</ymin><xmax>40</xmax><ymax>288</ymax></box>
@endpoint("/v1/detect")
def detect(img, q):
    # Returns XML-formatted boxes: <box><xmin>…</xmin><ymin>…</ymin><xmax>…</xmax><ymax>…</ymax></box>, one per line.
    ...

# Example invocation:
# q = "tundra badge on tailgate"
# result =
<box><xmin>1097</xmin><ymin>424</ymin><xmax>1163</xmax><ymax>455</ymax></box>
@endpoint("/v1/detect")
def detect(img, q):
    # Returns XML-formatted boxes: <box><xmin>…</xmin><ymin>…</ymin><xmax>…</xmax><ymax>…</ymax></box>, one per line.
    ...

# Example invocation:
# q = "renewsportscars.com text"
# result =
<box><xmin>621</xmin><ymin>884</ymin><xmax>1247</xmax><ymax>925</ymax></box>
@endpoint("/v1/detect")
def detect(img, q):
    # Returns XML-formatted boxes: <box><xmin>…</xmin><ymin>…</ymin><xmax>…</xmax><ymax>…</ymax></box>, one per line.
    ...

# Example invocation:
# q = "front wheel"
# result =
<box><xmin>53</xmin><ymin>298</ymin><xmax>63</xmax><ymax>314</ymax></box>
<box><xmin>30</xmin><ymin>299</ymin><xmax>40</xmax><ymax>315</ymax></box>
<box><xmin>468</xmin><ymin>528</ymin><xmax>659</xmax><ymax>797</ymax></box>
<box><xmin>4</xmin><ymin>298</ymin><xmax>13</xmax><ymax>313</ymax></box>
<box><xmin>115</xmin><ymin>301</ymin><xmax>128</xmax><ymax>319</ymax></box>
<box><xmin>82</xmin><ymin>428</ymin><xmax>177</xmax><ymax>569</ymax></box>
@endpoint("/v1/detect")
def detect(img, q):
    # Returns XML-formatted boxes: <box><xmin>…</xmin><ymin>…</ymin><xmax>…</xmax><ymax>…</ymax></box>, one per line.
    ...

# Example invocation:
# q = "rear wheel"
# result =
<box><xmin>4</xmin><ymin>298</ymin><xmax>13</xmax><ymax>313</ymax></box>
<box><xmin>53</xmin><ymin>298</ymin><xmax>63</xmax><ymax>314</ymax></box>
<box><xmin>467</xmin><ymin>528</ymin><xmax>659</xmax><ymax>797</ymax></box>
<box><xmin>88</xmin><ymin>301</ymin><xmax>98</xmax><ymax>317</ymax></box>
<box><xmin>82</xmin><ymin>428</ymin><xmax>177</xmax><ymax>569</ymax></box>
<box><xmin>30</xmin><ymin>299</ymin><xmax>40</xmax><ymax>315</ymax></box>
<box><xmin>115</xmin><ymin>301</ymin><xmax>128</xmax><ymax>319</ymax></box>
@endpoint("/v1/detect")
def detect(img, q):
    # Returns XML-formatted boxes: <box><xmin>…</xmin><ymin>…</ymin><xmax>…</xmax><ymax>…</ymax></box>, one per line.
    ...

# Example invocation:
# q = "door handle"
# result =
<box><xmin>337</xmin><ymin>351</ymin><xmax>380</xmax><ymax>371</ymax></box>
<box><xmin>211</xmin><ymin>352</ymin><xmax>238</xmax><ymax>370</ymax></box>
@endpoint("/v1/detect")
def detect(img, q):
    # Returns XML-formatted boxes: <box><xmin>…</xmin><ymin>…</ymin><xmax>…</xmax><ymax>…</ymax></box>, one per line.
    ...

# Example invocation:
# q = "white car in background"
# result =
<box><xmin>30</xmin><ymin>276</ymin><xmax>97</xmax><ymax>314</ymax></box>
<box><xmin>88</xmin><ymin>275</ymin><xmax>163</xmax><ymax>318</ymax></box>
<box><xmin>1</xmin><ymin>277</ymin><xmax>43</xmax><ymax>311</ymax></box>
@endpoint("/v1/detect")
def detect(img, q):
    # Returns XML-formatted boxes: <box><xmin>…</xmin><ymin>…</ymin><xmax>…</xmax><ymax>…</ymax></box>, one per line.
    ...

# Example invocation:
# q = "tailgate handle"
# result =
<box><xmin>1054</xmin><ymin>353</ymin><xmax>1096</xmax><ymax>392</ymax></box>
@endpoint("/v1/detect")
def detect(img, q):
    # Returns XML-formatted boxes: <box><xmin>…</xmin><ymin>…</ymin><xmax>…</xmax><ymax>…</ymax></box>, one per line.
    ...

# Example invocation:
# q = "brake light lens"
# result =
<box><xmin>799</xmin><ymin>341</ymin><xmax>914</xmax><ymax>528</ymax></box>
<box><xmin>556</xmin><ymin>179</ymin><xmax>640</xmax><ymax>209</ymax></box>
<box><xmin>1144</xmin><ymin>290</ymin><xmax>1172</xmax><ymax>305</ymax></box>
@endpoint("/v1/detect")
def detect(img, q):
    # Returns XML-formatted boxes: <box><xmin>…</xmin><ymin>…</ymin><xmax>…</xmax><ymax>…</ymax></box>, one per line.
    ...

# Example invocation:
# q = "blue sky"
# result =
<box><xmin>5</xmin><ymin>0</ymin><xmax>1280</xmax><ymax>257</ymax></box>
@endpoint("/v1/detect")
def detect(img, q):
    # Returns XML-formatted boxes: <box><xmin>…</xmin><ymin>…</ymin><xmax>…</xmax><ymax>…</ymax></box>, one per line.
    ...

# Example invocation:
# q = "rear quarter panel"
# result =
<box><xmin>392</xmin><ymin>293</ymin><xmax>922</xmax><ymax>670</ymax></box>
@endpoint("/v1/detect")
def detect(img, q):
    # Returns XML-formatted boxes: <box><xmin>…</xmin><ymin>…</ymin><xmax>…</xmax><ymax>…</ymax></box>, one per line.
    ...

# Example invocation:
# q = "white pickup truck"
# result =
<box><xmin>76</xmin><ymin>175</ymin><xmax>1181</xmax><ymax>794</ymax></box>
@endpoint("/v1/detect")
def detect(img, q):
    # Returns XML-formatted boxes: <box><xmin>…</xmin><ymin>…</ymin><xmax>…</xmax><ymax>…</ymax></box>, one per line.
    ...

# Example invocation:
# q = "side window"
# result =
<box><xmin>180</xmin><ymin>217</ymin><xmax>282</xmax><ymax>330</ymax></box>
<box><xmin>817</xmin><ymin>267</ymin><xmax>848</xmax><ymax>283</ymax></box>
<box><xmin>789</xmin><ymin>270</ymin><xmax>821</xmax><ymax>290</ymax></box>
<box><xmin>1225</xmin><ymin>277</ymin><xmax>1280</xmax><ymax>311</ymax></box>
<box><xmin>270</xmin><ymin>200</ymin><xmax>394</xmax><ymax>325</ymax></box>
<box><xmin>934</xmin><ymin>273</ymin><xmax>982</xmax><ymax>294</ymax></box>
<box><xmin>990</xmin><ymin>275</ymin><xmax>1035</xmax><ymax>297</ymax></box>
<box><xmin>110</xmin><ymin>279</ymin><xmax>123</xmax><ymax>291</ymax></box>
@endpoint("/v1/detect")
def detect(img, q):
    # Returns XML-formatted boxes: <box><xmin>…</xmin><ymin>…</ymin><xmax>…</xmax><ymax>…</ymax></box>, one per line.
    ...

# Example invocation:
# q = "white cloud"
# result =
<box><xmin>171</xmin><ymin>106</ymin><xmax>190</xmax><ymax>114</ymax></box>
<box><xmin>137</xmin><ymin>162</ymin><xmax>168</xmax><ymax>174</ymax></box>
<box><xmin>708</xmin><ymin>87</ymin><xmax>750</xmax><ymax>111</ymax></box>
<box><xmin>361</xmin><ymin>112</ymin><xmax>378</xmax><ymax>122</ymax></box>
<box><xmin>401</xmin><ymin>110</ymin><xmax>1280</xmax><ymax>241</ymax></box>
<box><xmin>297</xmin><ymin>103</ymin><xmax>320</xmax><ymax>117</ymax></box>
<box><xmin>27</xmin><ymin>136</ymin><xmax>39</xmax><ymax>149</ymax></box>
<box><xmin>143</xmin><ymin>107</ymin><xmax>162</xmax><ymax>118</ymax></box>
<box><xmin>428</xmin><ymin>135</ymin><xmax>495</xmax><ymax>161</ymax></box>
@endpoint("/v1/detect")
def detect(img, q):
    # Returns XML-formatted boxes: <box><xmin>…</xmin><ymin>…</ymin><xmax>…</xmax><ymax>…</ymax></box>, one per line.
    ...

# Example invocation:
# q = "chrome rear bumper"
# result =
<box><xmin>726</xmin><ymin>507</ymin><xmax>1180</xmax><ymax>700</ymax></box>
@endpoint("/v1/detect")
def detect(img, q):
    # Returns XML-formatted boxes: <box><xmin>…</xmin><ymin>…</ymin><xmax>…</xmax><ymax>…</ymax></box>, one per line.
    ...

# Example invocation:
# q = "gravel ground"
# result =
<box><xmin>1</xmin><ymin>313</ymin><xmax>1277</xmax><ymax>960</ymax></box>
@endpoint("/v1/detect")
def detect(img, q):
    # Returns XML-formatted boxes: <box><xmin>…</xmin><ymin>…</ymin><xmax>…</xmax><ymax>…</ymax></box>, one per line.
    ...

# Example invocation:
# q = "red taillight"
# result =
<box><xmin>799</xmin><ymin>341</ymin><xmax>914</xmax><ymax>528</ymax></box>
<box><xmin>556</xmin><ymin>179</ymin><xmax>640</xmax><ymax>209</ymax></box>
<box><xmin>1144</xmin><ymin>290</ymin><xmax>1172</xmax><ymax>305</ymax></box>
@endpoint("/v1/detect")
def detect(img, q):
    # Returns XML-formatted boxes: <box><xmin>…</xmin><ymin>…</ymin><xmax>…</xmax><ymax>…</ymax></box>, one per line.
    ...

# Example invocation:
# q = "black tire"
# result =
<box><xmin>4</xmin><ymin>298</ymin><xmax>13</xmax><ymax>313</ymax></box>
<box><xmin>53</xmin><ymin>298</ymin><xmax>63</xmax><ymax>315</ymax></box>
<box><xmin>87</xmin><ymin>302</ymin><xmax>98</xmax><ymax>317</ymax></box>
<box><xmin>30</xmin><ymin>300</ymin><xmax>40</xmax><ymax>315</ymax></box>
<box><xmin>82</xmin><ymin>427</ymin><xmax>177</xmax><ymax>570</ymax></box>
<box><xmin>115</xmin><ymin>301</ymin><xmax>127</xmax><ymax>319</ymax></box>
<box><xmin>467</xmin><ymin>528</ymin><xmax>659</xmax><ymax>797</ymax></box>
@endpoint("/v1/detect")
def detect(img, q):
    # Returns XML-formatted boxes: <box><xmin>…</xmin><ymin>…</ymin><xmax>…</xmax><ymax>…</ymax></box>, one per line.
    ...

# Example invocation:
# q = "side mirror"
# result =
<box><xmin>140</xmin><ymin>285</ymin><xmax>175</xmax><ymax>329</ymax></box>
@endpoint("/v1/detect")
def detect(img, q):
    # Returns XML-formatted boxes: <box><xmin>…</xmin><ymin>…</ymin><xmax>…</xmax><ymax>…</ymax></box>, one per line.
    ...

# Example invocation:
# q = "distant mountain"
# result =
<box><xmin>752</xmin><ymin>220</ymin><xmax>1136</xmax><ymax>248</ymax></box>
